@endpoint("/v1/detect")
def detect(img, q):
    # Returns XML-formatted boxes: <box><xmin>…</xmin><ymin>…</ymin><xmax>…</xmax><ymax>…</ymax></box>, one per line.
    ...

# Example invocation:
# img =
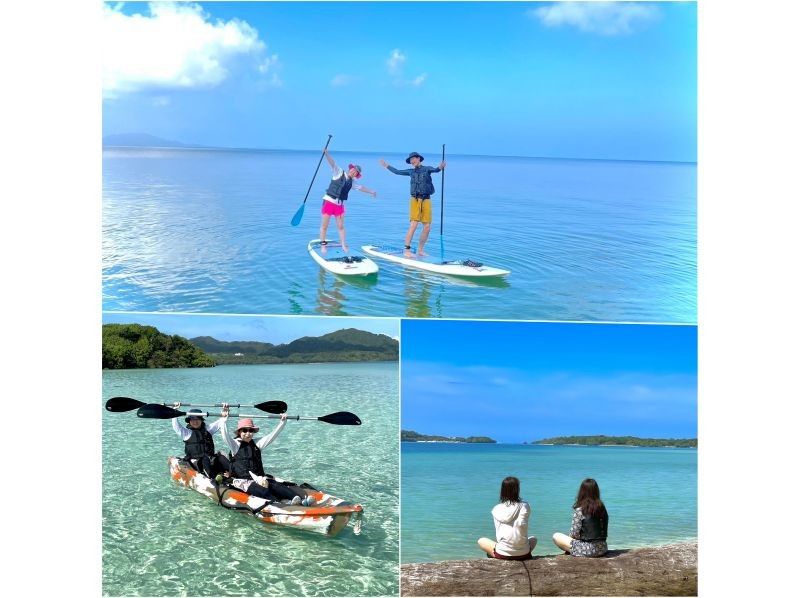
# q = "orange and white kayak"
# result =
<box><xmin>168</xmin><ymin>457</ymin><xmax>363</xmax><ymax>537</ymax></box>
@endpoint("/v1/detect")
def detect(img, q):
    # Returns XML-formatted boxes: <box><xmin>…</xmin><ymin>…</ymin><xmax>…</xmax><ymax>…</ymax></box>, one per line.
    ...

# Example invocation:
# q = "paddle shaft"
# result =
<box><xmin>440</xmin><ymin>143</ymin><xmax>445</xmax><ymax>237</ymax></box>
<box><xmin>189</xmin><ymin>412</ymin><xmax>332</xmax><ymax>421</ymax></box>
<box><xmin>301</xmin><ymin>135</ymin><xmax>333</xmax><ymax>208</ymax></box>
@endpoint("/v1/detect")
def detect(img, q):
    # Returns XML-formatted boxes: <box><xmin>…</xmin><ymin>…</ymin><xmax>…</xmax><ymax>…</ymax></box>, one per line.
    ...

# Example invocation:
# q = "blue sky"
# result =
<box><xmin>402</xmin><ymin>320</ymin><xmax>697</xmax><ymax>442</ymax></box>
<box><xmin>102</xmin><ymin>312</ymin><xmax>399</xmax><ymax>343</ymax></box>
<box><xmin>102</xmin><ymin>1</ymin><xmax>696</xmax><ymax>161</ymax></box>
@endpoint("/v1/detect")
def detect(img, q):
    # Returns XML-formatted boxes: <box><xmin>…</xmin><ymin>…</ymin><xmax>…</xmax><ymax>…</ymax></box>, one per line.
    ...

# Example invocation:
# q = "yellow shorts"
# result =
<box><xmin>409</xmin><ymin>197</ymin><xmax>432</xmax><ymax>223</ymax></box>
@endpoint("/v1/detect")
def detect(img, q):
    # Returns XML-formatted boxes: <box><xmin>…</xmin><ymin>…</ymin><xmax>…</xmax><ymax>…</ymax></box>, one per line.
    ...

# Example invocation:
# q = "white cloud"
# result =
<box><xmin>331</xmin><ymin>74</ymin><xmax>356</xmax><ymax>87</ymax></box>
<box><xmin>103</xmin><ymin>2</ymin><xmax>275</xmax><ymax>98</ymax></box>
<box><xmin>386</xmin><ymin>49</ymin><xmax>406</xmax><ymax>75</ymax></box>
<box><xmin>530</xmin><ymin>1</ymin><xmax>660</xmax><ymax>36</ymax></box>
<box><xmin>385</xmin><ymin>48</ymin><xmax>427</xmax><ymax>87</ymax></box>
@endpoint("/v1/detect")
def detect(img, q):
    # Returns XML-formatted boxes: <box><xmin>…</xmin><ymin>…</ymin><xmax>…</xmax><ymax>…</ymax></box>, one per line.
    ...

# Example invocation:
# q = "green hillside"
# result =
<box><xmin>103</xmin><ymin>324</ymin><xmax>215</xmax><ymax>369</ymax></box>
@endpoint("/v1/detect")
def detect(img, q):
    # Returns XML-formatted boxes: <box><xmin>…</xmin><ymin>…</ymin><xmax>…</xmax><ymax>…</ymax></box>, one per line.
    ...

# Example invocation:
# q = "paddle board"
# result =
<box><xmin>308</xmin><ymin>240</ymin><xmax>379</xmax><ymax>276</ymax></box>
<box><xmin>361</xmin><ymin>245</ymin><xmax>510</xmax><ymax>277</ymax></box>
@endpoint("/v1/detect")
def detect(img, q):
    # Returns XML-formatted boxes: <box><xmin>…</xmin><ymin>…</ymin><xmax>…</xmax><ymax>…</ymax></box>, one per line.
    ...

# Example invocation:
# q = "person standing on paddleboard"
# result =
<box><xmin>219</xmin><ymin>413</ymin><xmax>313</xmax><ymax>505</ymax></box>
<box><xmin>379</xmin><ymin>151</ymin><xmax>446</xmax><ymax>258</ymax></box>
<box><xmin>320</xmin><ymin>148</ymin><xmax>377</xmax><ymax>253</ymax></box>
<box><xmin>477</xmin><ymin>476</ymin><xmax>537</xmax><ymax>561</ymax></box>
<box><xmin>171</xmin><ymin>407</ymin><xmax>229</xmax><ymax>480</ymax></box>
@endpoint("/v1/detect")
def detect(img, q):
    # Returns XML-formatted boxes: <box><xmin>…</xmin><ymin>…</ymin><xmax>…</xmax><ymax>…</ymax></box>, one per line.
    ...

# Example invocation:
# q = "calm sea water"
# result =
<box><xmin>401</xmin><ymin>443</ymin><xmax>696</xmax><ymax>564</ymax></box>
<box><xmin>102</xmin><ymin>362</ymin><xmax>399</xmax><ymax>597</ymax></box>
<box><xmin>103</xmin><ymin>148</ymin><xmax>695</xmax><ymax>322</ymax></box>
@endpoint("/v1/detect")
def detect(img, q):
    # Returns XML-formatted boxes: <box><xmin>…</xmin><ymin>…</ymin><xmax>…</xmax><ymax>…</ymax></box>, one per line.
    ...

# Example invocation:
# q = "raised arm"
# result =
<box><xmin>171</xmin><ymin>417</ymin><xmax>192</xmax><ymax>441</ymax></box>
<box><xmin>379</xmin><ymin>159</ymin><xmax>412</xmax><ymax>176</ymax></box>
<box><xmin>324</xmin><ymin>147</ymin><xmax>337</xmax><ymax>170</ymax></box>
<box><xmin>256</xmin><ymin>414</ymin><xmax>288</xmax><ymax>449</ymax></box>
<box><xmin>220</xmin><ymin>414</ymin><xmax>239</xmax><ymax>455</ymax></box>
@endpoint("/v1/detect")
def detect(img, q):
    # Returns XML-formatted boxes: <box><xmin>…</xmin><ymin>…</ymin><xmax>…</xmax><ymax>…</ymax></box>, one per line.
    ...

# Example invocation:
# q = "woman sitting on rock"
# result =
<box><xmin>553</xmin><ymin>478</ymin><xmax>609</xmax><ymax>557</ymax></box>
<box><xmin>477</xmin><ymin>476</ymin><xmax>537</xmax><ymax>560</ymax></box>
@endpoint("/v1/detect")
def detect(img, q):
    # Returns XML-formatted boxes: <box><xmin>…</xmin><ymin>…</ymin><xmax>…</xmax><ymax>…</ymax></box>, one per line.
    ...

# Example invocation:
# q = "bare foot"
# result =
<box><xmin>404</xmin><ymin>249</ymin><xmax>414</xmax><ymax>258</ymax></box>
<box><xmin>417</xmin><ymin>250</ymin><xmax>428</xmax><ymax>257</ymax></box>
<box><xmin>320</xmin><ymin>243</ymin><xmax>327</xmax><ymax>255</ymax></box>
<box><xmin>342</xmin><ymin>244</ymin><xmax>349</xmax><ymax>253</ymax></box>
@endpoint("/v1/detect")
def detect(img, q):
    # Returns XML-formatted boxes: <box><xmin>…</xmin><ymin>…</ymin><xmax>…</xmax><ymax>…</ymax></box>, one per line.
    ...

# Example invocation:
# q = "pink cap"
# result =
<box><xmin>236</xmin><ymin>418</ymin><xmax>259</xmax><ymax>434</ymax></box>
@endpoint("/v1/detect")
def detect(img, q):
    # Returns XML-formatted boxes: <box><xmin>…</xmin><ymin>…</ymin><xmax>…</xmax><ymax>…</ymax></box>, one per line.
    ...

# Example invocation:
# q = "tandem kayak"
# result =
<box><xmin>168</xmin><ymin>457</ymin><xmax>363</xmax><ymax>537</ymax></box>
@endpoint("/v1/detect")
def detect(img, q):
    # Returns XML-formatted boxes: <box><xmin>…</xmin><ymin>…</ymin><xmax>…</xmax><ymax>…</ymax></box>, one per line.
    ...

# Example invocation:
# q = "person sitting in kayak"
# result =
<box><xmin>320</xmin><ymin>147</ymin><xmax>377</xmax><ymax>253</ymax></box>
<box><xmin>477</xmin><ymin>476</ymin><xmax>537</xmax><ymax>560</ymax></box>
<box><xmin>171</xmin><ymin>407</ymin><xmax>229</xmax><ymax>480</ymax></box>
<box><xmin>379</xmin><ymin>151</ymin><xmax>446</xmax><ymax>258</ymax></box>
<box><xmin>220</xmin><ymin>413</ymin><xmax>314</xmax><ymax>505</ymax></box>
<box><xmin>552</xmin><ymin>478</ymin><xmax>609</xmax><ymax>557</ymax></box>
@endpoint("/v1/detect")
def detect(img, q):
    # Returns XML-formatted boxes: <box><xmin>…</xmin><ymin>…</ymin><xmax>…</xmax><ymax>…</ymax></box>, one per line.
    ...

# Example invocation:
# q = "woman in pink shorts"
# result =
<box><xmin>319</xmin><ymin>148</ymin><xmax>377</xmax><ymax>252</ymax></box>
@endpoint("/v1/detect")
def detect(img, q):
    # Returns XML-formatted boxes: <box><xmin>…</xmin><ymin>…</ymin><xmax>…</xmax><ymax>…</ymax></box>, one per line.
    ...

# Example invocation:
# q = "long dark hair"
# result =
<box><xmin>499</xmin><ymin>476</ymin><xmax>521</xmax><ymax>503</ymax></box>
<box><xmin>573</xmin><ymin>478</ymin><xmax>606</xmax><ymax>518</ymax></box>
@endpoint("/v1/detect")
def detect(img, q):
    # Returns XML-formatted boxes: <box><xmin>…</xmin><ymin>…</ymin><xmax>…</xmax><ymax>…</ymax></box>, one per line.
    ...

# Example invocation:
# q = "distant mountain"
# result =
<box><xmin>190</xmin><ymin>328</ymin><xmax>398</xmax><ymax>364</ymax></box>
<box><xmin>102</xmin><ymin>133</ymin><xmax>202</xmax><ymax>148</ymax></box>
<box><xmin>401</xmin><ymin>430</ymin><xmax>497</xmax><ymax>443</ymax></box>
<box><xmin>103</xmin><ymin>323</ymin><xmax>215</xmax><ymax>369</ymax></box>
<box><xmin>534</xmin><ymin>435</ymin><xmax>697</xmax><ymax>448</ymax></box>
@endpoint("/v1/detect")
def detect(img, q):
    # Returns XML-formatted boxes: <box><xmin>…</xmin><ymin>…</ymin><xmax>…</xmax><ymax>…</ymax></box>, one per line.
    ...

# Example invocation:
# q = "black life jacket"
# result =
<box><xmin>578</xmin><ymin>508</ymin><xmax>609</xmax><ymax>541</ymax></box>
<box><xmin>325</xmin><ymin>172</ymin><xmax>354</xmax><ymax>203</ymax></box>
<box><xmin>230</xmin><ymin>439</ymin><xmax>265</xmax><ymax>479</ymax></box>
<box><xmin>184</xmin><ymin>424</ymin><xmax>215</xmax><ymax>460</ymax></box>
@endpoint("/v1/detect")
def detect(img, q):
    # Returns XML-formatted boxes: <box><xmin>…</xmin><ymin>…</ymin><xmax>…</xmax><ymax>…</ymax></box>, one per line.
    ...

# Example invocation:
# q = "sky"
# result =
<box><xmin>402</xmin><ymin>320</ymin><xmax>697</xmax><ymax>442</ymax></box>
<box><xmin>102</xmin><ymin>312</ymin><xmax>399</xmax><ymax>343</ymax></box>
<box><xmin>102</xmin><ymin>1</ymin><xmax>697</xmax><ymax>161</ymax></box>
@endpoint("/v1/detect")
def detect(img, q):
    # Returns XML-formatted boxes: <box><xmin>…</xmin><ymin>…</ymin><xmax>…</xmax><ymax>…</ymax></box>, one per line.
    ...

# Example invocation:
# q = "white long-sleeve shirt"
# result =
<box><xmin>492</xmin><ymin>500</ymin><xmax>533</xmax><ymax>556</ymax></box>
<box><xmin>220</xmin><ymin>417</ymin><xmax>287</xmax><ymax>456</ymax></box>
<box><xmin>171</xmin><ymin>417</ymin><xmax>225</xmax><ymax>440</ymax></box>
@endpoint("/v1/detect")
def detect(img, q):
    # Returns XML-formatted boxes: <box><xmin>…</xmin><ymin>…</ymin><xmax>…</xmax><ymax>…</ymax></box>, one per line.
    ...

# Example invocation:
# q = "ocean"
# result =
<box><xmin>401</xmin><ymin>442</ymin><xmax>696</xmax><ymax>564</ymax></box>
<box><xmin>102</xmin><ymin>362</ymin><xmax>399</xmax><ymax>597</ymax></box>
<box><xmin>103</xmin><ymin>148</ymin><xmax>695</xmax><ymax>322</ymax></box>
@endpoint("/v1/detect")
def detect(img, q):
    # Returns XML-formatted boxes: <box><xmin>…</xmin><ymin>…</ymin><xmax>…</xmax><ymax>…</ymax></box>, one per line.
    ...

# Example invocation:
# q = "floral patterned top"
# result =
<box><xmin>568</xmin><ymin>507</ymin><xmax>608</xmax><ymax>557</ymax></box>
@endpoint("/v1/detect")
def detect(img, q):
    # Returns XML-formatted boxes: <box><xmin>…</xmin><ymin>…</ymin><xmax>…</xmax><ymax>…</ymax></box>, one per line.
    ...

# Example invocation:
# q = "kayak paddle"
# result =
<box><xmin>440</xmin><ymin>143</ymin><xmax>446</xmax><ymax>262</ymax></box>
<box><xmin>291</xmin><ymin>134</ymin><xmax>333</xmax><ymax>226</ymax></box>
<box><xmin>137</xmin><ymin>404</ymin><xmax>361</xmax><ymax>425</ymax></box>
<box><xmin>108</xmin><ymin>397</ymin><xmax>287</xmax><ymax>414</ymax></box>
<box><xmin>105</xmin><ymin>396</ymin><xmax>146</xmax><ymax>412</ymax></box>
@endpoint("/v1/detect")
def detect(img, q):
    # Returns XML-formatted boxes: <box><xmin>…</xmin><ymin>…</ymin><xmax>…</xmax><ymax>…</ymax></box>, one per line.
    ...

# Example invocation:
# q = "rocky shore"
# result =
<box><xmin>401</xmin><ymin>541</ymin><xmax>697</xmax><ymax>596</ymax></box>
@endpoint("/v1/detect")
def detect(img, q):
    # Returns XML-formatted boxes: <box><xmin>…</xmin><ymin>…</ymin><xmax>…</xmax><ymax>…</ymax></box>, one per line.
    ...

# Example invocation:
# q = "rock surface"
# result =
<box><xmin>401</xmin><ymin>542</ymin><xmax>697</xmax><ymax>596</ymax></box>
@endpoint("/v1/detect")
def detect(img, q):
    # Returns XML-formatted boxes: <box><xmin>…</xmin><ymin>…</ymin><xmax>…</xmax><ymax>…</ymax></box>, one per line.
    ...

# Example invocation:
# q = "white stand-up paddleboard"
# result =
<box><xmin>308</xmin><ymin>240</ymin><xmax>379</xmax><ymax>276</ymax></box>
<box><xmin>361</xmin><ymin>245</ymin><xmax>510</xmax><ymax>278</ymax></box>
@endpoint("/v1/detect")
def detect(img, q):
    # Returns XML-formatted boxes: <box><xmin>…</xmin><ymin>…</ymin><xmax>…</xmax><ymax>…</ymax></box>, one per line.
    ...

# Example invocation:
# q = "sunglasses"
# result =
<box><xmin>239</xmin><ymin>428</ymin><xmax>256</xmax><ymax>434</ymax></box>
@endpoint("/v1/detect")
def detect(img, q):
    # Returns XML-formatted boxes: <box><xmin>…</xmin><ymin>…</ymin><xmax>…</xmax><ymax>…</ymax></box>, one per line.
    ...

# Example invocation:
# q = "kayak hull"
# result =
<box><xmin>361</xmin><ymin>245</ymin><xmax>510</xmax><ymax>277</ymax></box>
<box><xmin>308</xmin><ymin>240</ymin><xmax>379</xmax><ymax>276</ymax></box>
<box><xmin>168</xmin><ymin>457</ymin><xmax>363</xmax><ymax>537</ymax></box>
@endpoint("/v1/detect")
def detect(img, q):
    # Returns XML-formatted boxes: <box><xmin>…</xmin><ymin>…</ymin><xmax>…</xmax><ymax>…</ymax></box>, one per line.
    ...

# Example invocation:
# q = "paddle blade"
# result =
<box><xmin>105</xmin><ymin>396</ymin><xmax>146</xmax><ymax>412</ymax></box>
<box><xmin>137</xmin><ymin>404</ymin><xmax>186</xmax><ymax>419</ymax></box>
<box><xmin>318</xmin><ymin>411</ymin><xmax>362</xmax><ymax>426</ymax></box>
<box><xmin>254</xmin><ymin>400</ymin><xmax>288</xmax><ymax>414</ymax></box>
<box><xmin>290</xmin><ymin>204</ymin><xmax>305</xmax><ymax>226</ymax></box>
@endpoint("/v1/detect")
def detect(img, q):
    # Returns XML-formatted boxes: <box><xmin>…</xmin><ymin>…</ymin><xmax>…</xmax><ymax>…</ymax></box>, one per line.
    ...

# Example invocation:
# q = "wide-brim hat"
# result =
<box><xmin>405</xmin><ymin>152</ymin><xmax>424</xmax><ymax>164</ymax></box>
<box><xmin>185</xmin><ymin>408</ymin><xmax>205</xmax><ymax>423</ymax></box>
<box><xmin>348</xmin><ymin>163</ymin><xmax>362</xmax><ymax>179</ymax></box>
<box><xmin>236</xmin><ymin>417</ymin><xmax>259</xmax><ymax>434</ymax></box>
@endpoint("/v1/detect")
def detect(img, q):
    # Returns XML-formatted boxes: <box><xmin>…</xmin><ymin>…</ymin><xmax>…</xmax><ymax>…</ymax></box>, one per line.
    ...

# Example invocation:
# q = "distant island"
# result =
<box><xmin>102</xmin><ymin>133</ymin><xmax>205</xmax><ymax>148</ymax></box>
<box><xmin>191</xmin><ymin>328</ymin><xmax>398</xmax><ymax>364</ymax></box>
<box><xmin>103</xmin><ymin>324</ymin><xmax>215</xmax><ymax>369</ymax></box>
<box><xmin>103</xmin><ymin>324</ymin><xmax>398</xmax><ymax>369</ymax></box>
<box><xmin>533</xmin><ymin>435</ymin><xmax>697</xmax><ymax>448</ymax></box>
<box><xmin>402</xmin><ymin>430</ymin><xmax>496</xmax><ymax>443</ymax></box>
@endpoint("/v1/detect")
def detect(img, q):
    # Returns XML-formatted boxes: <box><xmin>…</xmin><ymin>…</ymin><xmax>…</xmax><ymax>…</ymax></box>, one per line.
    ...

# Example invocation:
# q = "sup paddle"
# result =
<box><xmin>291</xmin><ymin>134</ymin><xmax>333</xmax><ymax>226</ymax></box>
<box><xmin>137</xmin><ymin>404</ymin><xmax>361</xmax><ymax>425</ymax></box>
<box><xmin>106</xmin><ymin>397</ymin><xmax>287</xmax><ymax>414</ymax></box>
<box><xmin>440</xmin><ymin>143</ymin><xmax>446</xmax><ymax>261</ymax></box>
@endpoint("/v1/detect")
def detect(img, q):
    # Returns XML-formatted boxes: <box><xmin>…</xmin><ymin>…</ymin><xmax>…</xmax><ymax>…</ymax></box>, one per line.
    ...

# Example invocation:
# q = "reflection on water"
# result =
<box><xmin>104</xmin><ymin>149</ymin><xmax>695</xmax><ymax>322</ymax></box>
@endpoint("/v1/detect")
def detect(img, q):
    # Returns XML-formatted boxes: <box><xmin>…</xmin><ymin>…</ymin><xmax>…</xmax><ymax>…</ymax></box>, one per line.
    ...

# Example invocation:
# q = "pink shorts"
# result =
<box><xmin>321</xmin><ymin>201</ymin><xmax>345</xmax><ymax>217</ymax></box>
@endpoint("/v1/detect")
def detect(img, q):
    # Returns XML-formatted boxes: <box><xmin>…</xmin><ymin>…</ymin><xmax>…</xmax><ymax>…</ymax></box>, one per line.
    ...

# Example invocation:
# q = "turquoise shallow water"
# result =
<box><xmin>102</xmin><ymin>362</ymin><xmax>399</xmax><ymax>597</ymax></box>
<box><xmin>401</xmin><ymin>443</ymin><xmax>696</xmax><ymax>564</ymax></box>
<box><xmin>103</xmin><ymin>148</ymin><xmax>695</xmax><ymax>322</ymax></box>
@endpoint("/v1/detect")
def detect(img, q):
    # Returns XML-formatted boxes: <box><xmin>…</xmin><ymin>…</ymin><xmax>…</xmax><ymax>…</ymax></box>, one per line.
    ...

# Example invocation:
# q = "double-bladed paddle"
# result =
<box><xmin>291</xmin><ymin>134</ymin><xmax>333</xmax><ymax>226</ymax></box>
<box><xmin>136</xmin><ymin>403</ymin><xmax>361</xmax><ymax>426</ymax></box>
<box><xmin>105</xmin><ymin>396</ymin><xmax>287</xmax><ymax>414</ymax></box>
